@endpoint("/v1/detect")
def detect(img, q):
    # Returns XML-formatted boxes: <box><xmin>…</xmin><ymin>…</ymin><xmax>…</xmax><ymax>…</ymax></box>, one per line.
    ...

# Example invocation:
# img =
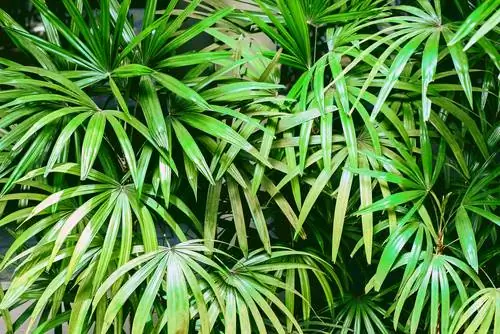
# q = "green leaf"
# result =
<box><xmin>177</xmin><ymin>260</ymin><xmax>210</xmax><ymax>334</ymax></box>
<box><xmin>138</xmin><ymin>76</ymin><xmax>169</xmax><ymax>149</ymax></box>
<box><xmin>92</xmin><ymin>194</ymin><xmax>125</xmax><ymax>290</ymax></box>
<box><xmin>45</xmin><ymin>111</ymin><xmax>93</xmax><ymax>176</ymax></box>
<box><xmin>81</xmin><ymin>112</ymin><xmax>107</xmax><ymax>180</ymax></box>
<box><xmin>328</xmin><ymin>52</ymin><xmax>349</xmax><ymax>115</ymax></box>
<box><xmin>227</xmin><ymin>177</ymin><xmax>248</xmax><ymax>256</ymax></box>
<box><xmin>371</xmin><ymin>33</ymin><xmax>428</xmax><ymax>118</ymax></box>
<box><xmin>105</xmin><ymin>111</ymin><xmax>178</xmax><ymax>174</ymax></box>
<box><xmin>429</xmin><ymin>262</ymin><xmax>440</xmax><ymax>334</ymax></box>
<box><xmin>465</xmin><ymin>10</ymin><xmax>500</xmax><ymax>50</ymax></box>
<box><xmin>313</xmin><ymin>56</ymin><xmax>327</xmax><ymax>116</ymax></box>
<box><xmin>152</xmin><ymin>72</ymin><xmax>210</xmax><ymax>110</ymax></box>
<box><xmin>1</xmin><ymin>125</ymin><xmax>54</xmax><ymax>195</ymax></box>
<box><xmin>359</xmin><ymin>156</ymin><xmax>373</xmax><ymax>264</ymax></box>
<box><xmin>66</xmin><ymin>193</ymin><xmax>118</xmax><ymax>282</ymax></box>
<box><xmin>107</xmin><ymin>114</ymin><xmax>138</xmax><ymax>185</ymax></box>
<box><xmin>373</xmin><ymin>222</ymin><xmax>419</xmax><ymax>291</ymax></box>
<box><xmin>32</xmin><ymin>312</ymin><xmax>70</xmax><ymax>334</ymax></box>
<box><xmin>295</xmin><ymin>148</ymin><xmax>348</xmax><ymax>236</ymax></box>
<box><xmin>111</xmin><ymin>0</ymin><xmax>133</xmax><ymax>57</ymax></box>
<box><xmin>131</xmin><ymin>257</ymin><xmax>168</xmax><ymax>334</ymax></box>
<box><xmin>166</xmin><ymin>256</ymin><xmax>189</xmax><ymax>334</ymax></box>
<box><xmin>465</xmin><ymin>205</ymin><xmax>500</xmax><ymax>226</ymax></box>
<box><xmin>429</xmin><ymin>111</ymin><xmax>469</xmax><ymax>178</ymax></box>
<box><xmin>447</xmin><ymin>0</ymin><xmax>499</xmax><ymax>46</ymax></box>
<box><xmin>0</xmin><ymin>213</ymin><xmax>65</xmax><ymax>268</ymax></box>
<box><xmin>225</xmin><ymin>290</ymin><xmax>237</xmax><ymax>334</ymax></box>
<box><xmin>100</xmin><ymin>255</ymin><xmax>164</xmax><ymax>334</ymax></box>
<box><xmin>251</xmin><ymin>119</ymin><xmax>276</xmax><ymax>194</ymax></box>
<box><xmin>449</xmin><ymin>288</ymin><xmax>499</xmax><ymax>334</ymax></box>
<box><xmin>158</xmin><ymin>157</ymin><xmax>172</xmax><ymax>209</ymax></box>
<box><xmin>49</xmin><ymin>190</ymin><xmax>112</xmax><ymax>268</ymax></box>
<box><xmin>68</xmin><ymin>265</ymin><xmax>94</xmax><ymax>334</ymax></box>
<box><xmin>443</xmin><ymin>28</ymin><xmax>474</xmax><ymax>108</ymax></box>
<box><xmin>36</xmin><ymin>0</ymin><xmax>103</xmax><ymax>68</ymax></box>
<box><xmin>431</xmin><ymin>97</ymin><xmax>489</xmax><ymax>160</ymax></box>
<box><xmin>161</xmin><ymin>7</ymin><xmax>233</xmax><ymax>55</ymax></box>
<box><xmin>410</xmin><ymin>261</ymin><xmax>432</xmax><ymax>334</ymax></box>
<box><xmin>0</xmin><ymin>9</ymin><xmax>56</xmax><ymax>70</ymax></box>
<box><xmin>183</xmin><ymin>152</ymin><xmax>198</xmax><ymax>199</ymax></box>
<box><xmin>356</xmin><ymin>190</ymin><xmax>426</xmax><ymax>215</ymax></box>
<box><xmin>243</xmin><ymin>183</ymin><xmax>271</xmax><ymax>254</ymax></box>
<box><xmin>142</xmin><ymin>0</ymin><xmax>158</xmax><ymax>31</ymax></box>
<box><xmin>455</xmin><ymin>206</ymin><xmax>479</xmax><ymax>272</ymax></box>
<box><xmin>438</xmin><ymin>266</ymin><xmax>450</xmax><ymax>333</ymax></box>
<box><xmin>22</xmin><ymin>162</ymin><xmax>118</xmax><ymax>185</ymax></box>
<box><xmin>171</xmin><ymin>118</ymin><xmax>213</xmax><ymax>184</ymax></box>
<box><xmin>421</xmin><ymin>31</ymin><xmax>439</xmax><ymax>121</ymax></box>
<box><xmin>179</xmin><ymin>113</ymin><xmax>272</xmax><ymax>168</ymax></box>
<box><xmin>332</xmin><ymin>169</ymin><xmax>353</xmax><ymax>262</ymax></box>
<box><xmin>93</xmin><ymin>250</ymin><xmax>162</xmax><ymax>307</ymax></box>
<box><xmin>109</xmin><ymin>76</ymin><xmax>129</xmax><ymax>114</ymax></box>
<box><xmin>12</xmin><ymin>107</ymin><xmax>87</xmax><ymax>151</ymax></box>
<box><xmin>157</xmin><ymin>51</ymin><xmax>233</xmax><ymax>68</ymax></box>
<box><xmin>203</xmin><ymin>180</ymin><xmax>222</xmax><ymax>255</ymax></box>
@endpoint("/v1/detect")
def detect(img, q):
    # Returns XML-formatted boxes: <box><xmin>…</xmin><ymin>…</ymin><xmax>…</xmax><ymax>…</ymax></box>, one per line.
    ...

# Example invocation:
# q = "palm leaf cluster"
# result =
<box><xmin>0</xmin><ymin>0</ymin><xmax>498</xmax><ymax>333</ymax></box>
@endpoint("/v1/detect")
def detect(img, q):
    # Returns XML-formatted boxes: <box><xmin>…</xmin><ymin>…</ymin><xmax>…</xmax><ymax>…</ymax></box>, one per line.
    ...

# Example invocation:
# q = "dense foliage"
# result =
<box><xmin>0</xmin><ymin>0</ymin><xmax>498</xmax><ymax>333</ymax></box>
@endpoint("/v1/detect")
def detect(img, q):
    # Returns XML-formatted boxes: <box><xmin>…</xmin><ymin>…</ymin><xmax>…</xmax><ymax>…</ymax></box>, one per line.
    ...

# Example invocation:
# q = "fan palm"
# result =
<box><xmin>0</xmin><ymin>0</ymin><xmax>498</xmax><ymax>333</ymax></box>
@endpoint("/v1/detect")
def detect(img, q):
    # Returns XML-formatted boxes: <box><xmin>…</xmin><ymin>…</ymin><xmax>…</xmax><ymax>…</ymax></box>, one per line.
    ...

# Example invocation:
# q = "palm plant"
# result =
<box><xmin>0</xmin><ymin>0</ymin><xmax>498</xmax><ymax>333</ymax></box>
